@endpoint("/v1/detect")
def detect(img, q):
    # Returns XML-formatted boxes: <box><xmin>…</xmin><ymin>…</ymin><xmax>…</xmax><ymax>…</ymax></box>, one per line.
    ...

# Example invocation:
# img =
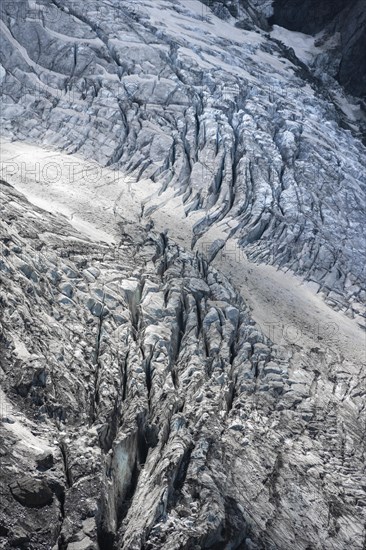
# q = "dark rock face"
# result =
<box><xmin>36</xmin><ymin>452</ymin><xmax>54</xmax><ymax>471</ymax></box>
<box><xmin>9</xmin><ymin>477</ymin><xmax>53</xmax><ymax>508</ymax></box>
<box><xmin>270</xmin><ymin>0</ymin><xmax>366</xmax><ymax>98</ymax></box>
<box><xmin>335</xmin><ymin>0</ymin><xmax>366</xmax><ymax>98</ymax></box>
<box><xmin>9</xmin><ymin>527</ymin><xmax>29</xmax><ymax>548</ymax></box>
<box><xmin>270</xmin><ymin>0</ymin><xmax>349</xmax><ymax>34</ymax></box>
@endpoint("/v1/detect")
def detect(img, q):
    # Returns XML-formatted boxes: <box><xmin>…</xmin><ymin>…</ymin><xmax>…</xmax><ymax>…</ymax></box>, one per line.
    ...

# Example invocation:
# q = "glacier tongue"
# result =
<box><xmin>0</xmin><ymin>1</ymin><xmax>366</xmax><ymax>549</ymax></box>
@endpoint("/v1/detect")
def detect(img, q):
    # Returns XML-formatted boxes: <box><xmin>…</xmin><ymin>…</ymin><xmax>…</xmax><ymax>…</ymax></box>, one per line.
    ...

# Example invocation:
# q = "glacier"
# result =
<box><xmin>0</xmin><ymin>1</ymin><xmax>366</xmax><ymax>549</ymax></box>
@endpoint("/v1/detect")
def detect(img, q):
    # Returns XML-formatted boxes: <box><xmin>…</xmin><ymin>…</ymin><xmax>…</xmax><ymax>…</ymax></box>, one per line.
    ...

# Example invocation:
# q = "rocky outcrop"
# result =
<box><xmin>335</xmin><ymin>0</ymin><xmax>366</xmax><ymax>99</ymax></box>
<box><xmin>9</xmin><ymin>478</ymin><xmax>53</xmax><ymax>508</ymax></box>
<box><xmin>270</xmin><ymin>0</ymin><xmax>347</xmax><ymax>34</ymax></box>
<box><xmin>270</xmin><ymin>0</ymin><xmax>366</xmax><ymax>98</ymax></box>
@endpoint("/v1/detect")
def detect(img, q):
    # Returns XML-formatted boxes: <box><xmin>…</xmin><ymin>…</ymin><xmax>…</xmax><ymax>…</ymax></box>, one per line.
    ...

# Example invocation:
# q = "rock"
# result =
<box><xmin>67</xmin><ymin>537</ymin><xmax>95</xmax><ymax>550</ymax></box>
<box><xmin>271</xmin><ymin>0</ymin><xmax>366</xmax><ymax>98</ymax></box>
<box><xmin>0</xmin><ymin>523</ymin><xmax>9</xmax><ymax>537</ymax></box>
<box><xmin>36</xmin><ymin>452</ymin><xmax>54</xmax><ymax>471</ymax></box>
<box><xmin>9</xmin><ymin>477</ymin><xmax>53</xmax><ymax>508</ymax></box>
<box><xmin>9</xmin><ymin>526</ymin><xmax>29</xmax><ymax>547</ymax></box>
<box><xmin>271</xmin><ymin>0</ymin><xmax>345</xmax><ymax>34</ymax></box>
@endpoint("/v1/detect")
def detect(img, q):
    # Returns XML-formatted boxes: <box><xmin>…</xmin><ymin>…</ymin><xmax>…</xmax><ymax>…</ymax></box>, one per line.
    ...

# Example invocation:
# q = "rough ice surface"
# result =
<box><xmin>1</xmin><ymin>0</ymin><xmax>366</xmax><ymax>312</ymax></box>
<box><xmin>0</xmin><ymin>1</ymin><xmax>366</xmax><ymax>549</ymax></box>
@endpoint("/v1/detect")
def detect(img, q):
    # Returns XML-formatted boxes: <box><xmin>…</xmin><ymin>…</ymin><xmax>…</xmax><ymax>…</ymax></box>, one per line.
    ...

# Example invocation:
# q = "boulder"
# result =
<box><xmin>9</xmin><ymin>477</ymin><xmax>53</xmax><ymax>508</ymax></box>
